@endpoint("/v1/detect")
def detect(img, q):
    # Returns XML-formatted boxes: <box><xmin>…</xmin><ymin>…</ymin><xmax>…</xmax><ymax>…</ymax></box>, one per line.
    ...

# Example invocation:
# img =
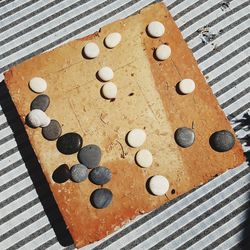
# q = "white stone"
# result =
<box><xmin>149</xmin><ymin>175</ymin><xmax>169</xmax><ymax>196</ymax></box>
<box><xmin>179</xmin><ymin>79</ymin><xmax>196</xmax><ymax>94</ymax></box>
<box><xmin>29</xmin><ymin>77</ymin><xmax>47</xmax><ymax>93</ymax></box>
<box><xmin>98</xmin><ymin>66</ymin><xmax>114</xmax><ymax>81</ymax></box>
<box><xmin>147</xmin><ymin>21</ymin><xmax>165</xmax><ymax>38</ymax></box>
<box><xmin>102</xmin><ymin>82</ymin><xmax>117</xmax><ymax>99</ymax></box>
<box><xmin>135</xmin><ymin>149</ymin><xmax>153</xmax><ymax>168</ymax></box>
<box><xmin>84</xmin><ymin>42</ymin><xmax>100</xmax><ymax>58</ymax></box>
<box><xmin>155</xmin><ymin>44</ymin><xmax>171</xmax><ymax>60</ymax></box>
<box><xmin>104</xmin><ymin>32</ymin><xmax>122</xmax><ymax>48</ymax></box>
<box><xmin>27</xmin><ymin>109</ymin><xmax>50</xmax><ymax>128</ymax></box>
<box><xmin>127</xmin><ymin>129</ymin><xmax>146</xmax><ymax>148</ymax></box>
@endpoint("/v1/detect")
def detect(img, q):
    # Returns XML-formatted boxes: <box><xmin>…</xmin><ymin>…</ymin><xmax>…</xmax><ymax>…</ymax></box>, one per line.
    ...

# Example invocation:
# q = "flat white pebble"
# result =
<box><xmin>84</xmin><ymin>42</ymin><xmax>100</xmax><ymax>58</ymax></box>
<box><xmin>155</xmin><ymin>44</ymin><xmax>171</xmax><ymax>60</ymax></box>
<box><xmin>27</xmin><ymin>109</ymin><xmax>50</xmax><ymax>128</ymax></box>
<box><xmin>98</xmin><ymin>66</ymin><xmax>114</xmax><ymax>81</ymax></box>
<box><xmin>179</xmin><ymin>79</ymin><xmax>195</xmax><ymax>94</ymax></box>
<box><xmin>104</xmin><ymin>32</ymin><xmax>121</xmax><ymax>48</ymax></box>
<box><xmin>29</xmin><ymin>77</ymin><xmax>47</xmax><ymax>93</ymax></box>
<box><xmin>135</xmin><ymin>149</ymin><xmax>153</xmax><ymax>168</ymax></box>
<box><xmin>147</xmin><ymin>21</ymin><xmax>165</xmax><ymax>38</ymax></box>
<box><xmin>149</xmin><ymin>175</ymin><xmax>169</xmax><ymax>196</ymax></box>
<box><xmin>127</xmin><ymin>128</ymin><xmax>146</xmax><ymax>148</ymax></box>
<box><xmin>102</xmin><ymin>82</ymin><xmax>117</xmax><ymax>99</ymax></box>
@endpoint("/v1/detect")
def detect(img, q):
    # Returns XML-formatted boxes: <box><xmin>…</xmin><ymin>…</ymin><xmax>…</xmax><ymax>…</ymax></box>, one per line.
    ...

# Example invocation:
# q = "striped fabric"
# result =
<box><xmin>0</xmin><ymin>0</ymin><xmax>249</xmax><ymax>249</ymax></box>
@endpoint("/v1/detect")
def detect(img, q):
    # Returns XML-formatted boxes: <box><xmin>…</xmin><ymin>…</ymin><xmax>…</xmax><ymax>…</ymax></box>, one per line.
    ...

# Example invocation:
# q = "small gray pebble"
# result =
<box><xmin>78</xmin><ymin>144</ymin><xmax>101</xmax><ymax>169</ymax></box>
<box><xmin>70</xmin><ymin>164</ymin><xmax>88</xmax><ymax>183</ymax></box>
<box><xmin>42</xmin><ymin>120</ymin><xmax>62</xmax><ymax>141</ymax></box>
<box><xmin>210</xmin><ymin>130</ymin><xmax>235</xmax><ymax>152</ymax></box>
<box><xmin>175</xmin><ymin>127</ymin><xmax>195</xmax><ymax>148</ymax></box>
<box><xmin>90</xmin><ymin>188</ymin><xmax>113</xmax><ymax>209</ymax></box>
<box><xmin>30</xmin><ymin>94</ymin><xmax>50</xmax><ymax>111</ymax></box>
<box><xmin>89</xmin><ymin>166</ymin><xmax>112</xmax><ymax>185</ymax></box>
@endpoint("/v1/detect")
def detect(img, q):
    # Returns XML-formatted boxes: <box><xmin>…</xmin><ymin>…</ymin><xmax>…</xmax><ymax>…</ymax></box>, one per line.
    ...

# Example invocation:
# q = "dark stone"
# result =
<box><xmin>57</xmin><ymin>132</ymin><xmax>83</xmax><ymax>155</ymax></box>
<box><xmin>175</xmin><ymin>127</ymin><xmax>195</xmax><ymax>148</ymax></box>
<box><xmin>42</xmin><ymin>119</ymin><xmax>62</xmax><ymax>141</ymax></box>
<box><xmin>209</xmin><ymin>130</ymin><xmax>235</xmax><ymax>152</ymax></box>
<box><xmin>52</xmin><ymin>164</ymin><xmax>71</xmax><ymax>183</ymax></box>
<box><xmin>89</xmin><ymin>166</ymin><xmax>112</xmax><ymax>185</ymax></box>
<box><xmin>70</xmin><ymin>164</ymin><xmax>88</xmax><ymax>183</ymax></box>
<box><xmin>90</xmin><ymin>188</ymin><xmax>113</xmax><ymax>209</ymax></box>
<box><xmin>30</xmin><ymin>94</ymin><xmax>50</xmax><ymax>111</ymax></box>
<box><xmin>77</xmin><ymin>144</ymin><xmax>101</xmax><ymax>169</ymax></box>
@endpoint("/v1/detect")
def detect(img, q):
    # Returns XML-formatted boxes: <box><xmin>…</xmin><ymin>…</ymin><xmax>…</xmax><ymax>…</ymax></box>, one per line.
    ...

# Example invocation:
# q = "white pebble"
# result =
<box><xmin>27</xmin><ymin>109</ymin><xmax>50</xmax><ymax>128</ymax></box>
<box><xmin>29</xmin><ymin>77</ymin><xmax>47</xmax><ymax>93</ymax></box>
<box><xmin>127</xmin><ymin>129</ymin><xmax>146</xmax><ymax>148</ymax></box>
<box><xmin>178</xmin><ymin>79</ymin><xmax>196</xmax><ymax>94</ymax></box>
<box><xmin>98</xmin><ymin>66</ymin><xmax>114</xmax><ymax>81</ymax></box>
<box><xmin>149</xmin><ymin>175</ymin><xmax>169</xmax><ymax>196</ymax></box>
<box><xmin>84</xmin><ymin>42</ymin><xmax>100</xmax><ymax>58</ymax></box>
<box><xmin>104</xmin><ymin>32</ymin><xmax>122</xmax><ymax>48</ymax></box>
<box><xmin>155</xmin><ymin>44</ymin><xmax>171</xmax><ymax>60</ymax></box>
<box><xmin>102</xmin><ymin>82</ymin><xmax>117</xmax><ymax>99</ymax></box>
<box><xmin>135</xmin><ymin>149</ymin><xmax>153</xmax><ymax>168</ymax></box>
<box><xmin>147</xmin><ymin>21</ymin><xmax>165</xmax><ymax>38</ymax></box>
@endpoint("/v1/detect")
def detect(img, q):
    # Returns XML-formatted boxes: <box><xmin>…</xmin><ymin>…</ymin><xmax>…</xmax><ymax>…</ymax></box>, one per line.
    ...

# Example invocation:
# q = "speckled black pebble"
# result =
<box><xmin>30</xmin><ymin>94</ymin><xmax>50</xmax><ymax>111</ymax></box>
<box><xmin>52</xmin><ymin>164</ymin><xmax>71</xmax><ymax>183</ymax></box>
<box><xmin>210</xmin><ymin>130</ymin><xmax>235</xmax><ymax>152</ymax></box>
<box><xmin>175</xmin><ymin>127</ymin><xmax>195</xmax><ymax>148</ymax></box>
<box><xmin>89</xmin><ymin>166</ymin><xmax>112</xmax><ymax>185</ymax></box>
<box><xmin>78</xmin><ymin>144</ymin><xmax>101</xmax><ymax>169</ymax></box>
<box><xmin>57</xmin><ymin>132</ymin><xmax>83</xmax><ymax>155</ymax></box>
<box><xmin>70</xmin><ymin>164</ymin><xmax>88</xmax><ymax>183</ymax></box>
<box><xmin>42</xmin><ymin>120</ymin><xmax>62</xmax><ymax>141</ymax></box>
<box><xmin>90</xmin><ymin>188</ymin><xmax>113</xmax><ymax>209</ymax></box>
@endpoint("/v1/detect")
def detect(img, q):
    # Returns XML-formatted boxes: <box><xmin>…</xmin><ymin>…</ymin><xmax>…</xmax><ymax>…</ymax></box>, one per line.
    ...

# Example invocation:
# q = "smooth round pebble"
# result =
<box><xmin>175</xmin><ymin>127</ymin><xmax>195</xmax><ymax>148</ymax></box>
<box><xmin>42</xmin><ymin>119</ymin><xmax>62</xmax><ymax>141</ymax></box>
<box><xmin>147</xmin><ymin>21</ymin><xmax>165</xmax><ymax>38</ymax></box>
<box><xmin>30</xmin><ymin>94</ymin><xmax>50</xmax><ymax>111</ymax></box>
<box><xmin>178</xmin><ymin>79</ymin><xmax>195</xmax><ymax>94</ymax></box>
<box><xmin>104</xmin><ymin>32</ymin><xmax>122</xmax><ymax>48</ymax></box>
<box><xmin>78</xmin><ymin>144</ymin><xmax>102</xmax><ymax>169</ymax></box>
<box><xmin>27</xmin><ymin>109</ymin><xmax>50</xmax><ymax>128</ymax></box>
<box><xmin>102</xmin><ymin>82</ymin><xmax>117</xmax><ymax>99</ymax></box>
<box><xmin>29</xmin><ymin>77</ymin><xmax>47</xmax><ymax>93</ymax></box>
<box><xmin>210</xmin><ymin>130</ymin><xmax>235</xmax><ymax>152</ymax></box>
<box><xmin>70</xmin><ymin>164</ymin><xmax>88</xmax><ymax>183</ymax></box>
<box><xmin>148</xmin><ymin>175</ymin><xmax>169</xmax><ymax>196</ymax></box>
<box><xmin>84</xmin><ymin>42</ymin><xmax>100</xmax><ymax>58</ymax></box>
<box><xmin>127</xmin><ymin>128</ymin><xmax>146</xmax><ymax>148</ymax></box>
<box><xmin>89</xmin><ymin>166</ymin><xmax>112</xmax><ymax>185</ymax></box>
<box><xmin>90</xmin><ymin>188</ymin><xmax>113</xmax><ymax>209</ymax></box>
<box><xmin>52</xmin><ymin>164</ymin><xmax>71</xmax><ymax>183</ymax></box>
<box><xmin>155</xmin><ymin>44</ymin><xmax>171</xmax><ymax>60</ymax></box>
<box><xmin>56</xmin><ymin>132</ymin><xmax>83</xmax><ymax>155</ymax></box>
<box><xmin>98</xmin><ymin>66</ymin><xmax>114</xmax><ymax>82</ymax></box>
<box><xmin>135</xmin><ymin>149</ymin><xmax>153</xmax><ymax>168</ymax></box>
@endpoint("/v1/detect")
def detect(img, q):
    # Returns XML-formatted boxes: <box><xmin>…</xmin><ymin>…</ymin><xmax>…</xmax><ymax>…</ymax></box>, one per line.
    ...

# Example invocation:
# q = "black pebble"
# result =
<box><xmin>210</xmin><ymin>130</ymin><xmax>235</xmax><ymax>152</ymax></box>
<box><xmin>52</xmin><ymin>164</ymin><xmax>71</xmax><ymax>183</ymax></box>
<box><xmin>42</xmin><ymin>120</ymin><xmax>62</xmax><ymax>141</ymax></box>
<box><xmin>175</xmin><ymin>127</ymin><xmax>195</xmax><ymax>148</ymax></box>
<box><xmin>78</xmin><ymin>144</ymin><xmax>101</xmax><ymax>169</ymax></box>
<box><xmin>30</xmin><ymin>94</ymin><xmax>50</xmax><ymax>111</ymax></box>
<box><xmin>89</xmin><ymin>166</ymin><xmax>112</xmax><ymax>185</ymax></box>
<box><xmin>57</xmin><ymin>132</ymin><xmax>83</xmax><ymax>155</ymax></box>
<box><xmin>90</xmin><ymin>188</ymin><xmax>113</xmax><ymax>209</ymax></box>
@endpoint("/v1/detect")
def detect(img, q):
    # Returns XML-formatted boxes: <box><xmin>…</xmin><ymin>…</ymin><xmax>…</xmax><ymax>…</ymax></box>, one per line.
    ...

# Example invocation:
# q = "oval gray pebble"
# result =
<box><xmin>70</xmin><ymin>164</ymin><xmax>88</xmax><ymax>183</ymax></box>
<box><xmin>42</xmin><ymin>120</ymin><xmax>62</xmax><ymax>141</ymax></box>
<box><xmin>90</xmin><ymin>188</ymin><xmax>113</xmax><ymax>209</ymax></box>
<box><xmin>30</xmin><ymin>94</ymin><xmax>50</xmax><ymax>111</ymax></box>
<box><xmin>175</xmin><ymin>127</ymin><xmax>195</xmax><ymax>148</ymax></box>
<box><xmin>89</xmin><ymin>166</ymin><xmax>112</xmax><ymax>185</ymax></box>
<box><xmin>77</xmin><ymin>144</ymin><xmax>101</xmax><ymax>169</ymax></box>
<box><xmin>210</xmin><ymin>130</ymin><xmax>235</xmax><ymax>152</ymax></box>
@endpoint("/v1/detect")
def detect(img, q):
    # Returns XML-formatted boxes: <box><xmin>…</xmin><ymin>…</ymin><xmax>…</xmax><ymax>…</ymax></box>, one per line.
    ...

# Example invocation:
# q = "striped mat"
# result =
<box><xmin>0</xmin><ymin>0</ymin><xmax>249</xmax><ymax>249</ymax></box>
